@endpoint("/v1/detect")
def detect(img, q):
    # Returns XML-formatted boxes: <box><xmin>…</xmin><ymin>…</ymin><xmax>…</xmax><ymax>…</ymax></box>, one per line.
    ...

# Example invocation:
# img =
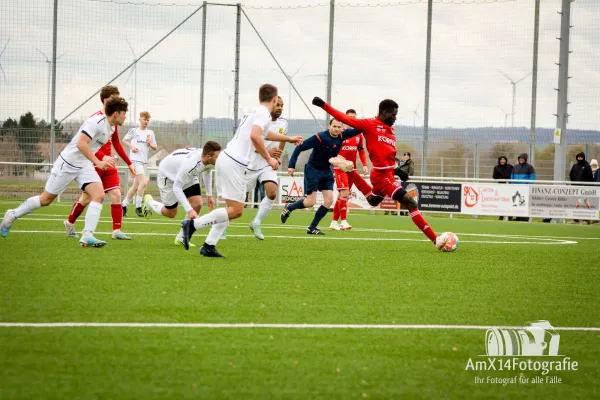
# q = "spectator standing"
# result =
<box><xmin>493</xmin><ymin>156</ymin><xmax>513</xmax><ymax>221</ymax></box>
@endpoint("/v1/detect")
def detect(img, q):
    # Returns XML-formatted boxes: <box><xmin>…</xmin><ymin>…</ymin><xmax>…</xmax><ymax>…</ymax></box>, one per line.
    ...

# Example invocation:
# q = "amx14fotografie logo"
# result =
<box><xmin>466</xmin><ymin>320</ymin><xmax>578</xmax><ymax>385</ymax></box>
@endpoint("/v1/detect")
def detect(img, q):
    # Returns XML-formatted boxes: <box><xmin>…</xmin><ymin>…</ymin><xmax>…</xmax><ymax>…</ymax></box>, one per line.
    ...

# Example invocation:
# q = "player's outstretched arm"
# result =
<box><xmin>265</xmin><ymin>131</ymin><xmax>303</xmax><ymax>145</ymax></box>
<box><xmin>312</xmin><ymin>97</ymin><xmax>369</xmax><ymax>131</ymax></box>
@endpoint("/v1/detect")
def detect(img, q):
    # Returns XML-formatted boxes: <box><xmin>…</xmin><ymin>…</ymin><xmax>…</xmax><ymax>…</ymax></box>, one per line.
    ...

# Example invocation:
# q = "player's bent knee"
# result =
<box><xmin>399</xmin><ymin>192</ymin><xmax>417</xmax><ymax>210</ymax></box>
<box><xmin>108</xmin><ymin>190</ymin><xmax>121</xmax><ymax>203</ymax></box>
<box><xmin>367</xmin><ymin>195</ymin><xmax>384</xmax><ymax>207</ymax></box>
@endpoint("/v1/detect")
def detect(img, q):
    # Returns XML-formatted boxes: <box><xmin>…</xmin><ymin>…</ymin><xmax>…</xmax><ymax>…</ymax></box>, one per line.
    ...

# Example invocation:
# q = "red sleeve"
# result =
<box><xmin>322</xmin><ymin>103</ymin><xmax>370</xmax><ymax>131</ymax></box>
<box><xmin>358</xmin><ymin>149</ymin><xmax>368</xmax><ymax>167</ymax></box>
<box><xmin>95</xmin><ymin>149</ymin><xmax>106</xmax><ymax>160</ymax></box>
<box><xmin>111</xmin><ymin>131</ymin><xmax>132</xmax><ymax>165</ymax></box>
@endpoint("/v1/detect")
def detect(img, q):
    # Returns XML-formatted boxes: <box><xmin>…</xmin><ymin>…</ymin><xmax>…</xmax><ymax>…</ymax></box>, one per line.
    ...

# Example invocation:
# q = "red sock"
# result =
<box><xmin>339</xmin><ymin>198</ymin><xmax>348</xmax><ymax>220</ymax></box>
<box><xmin>111</xmin><ymin>204</ymin><xmax>122</xmax><ymax>230</ymax></box>
<box><xmin>410</xmin><ymin>208</ymin><xmax>437</xmax><ymax>243</ymax></box>
<box><xmin>333</xmin><ymin>199</ymin><xmax>340</xmax><ymax>221</ymax></box>
<box><xmin>67</xmin><ymin>200</ymin><xmax>86</xmax><ymax>224</ymax></box>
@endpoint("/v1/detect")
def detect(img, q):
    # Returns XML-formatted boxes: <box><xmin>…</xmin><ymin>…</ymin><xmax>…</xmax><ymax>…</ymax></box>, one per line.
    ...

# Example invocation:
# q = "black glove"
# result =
<box><xmin>312</xmin><ymin>97</ymin><xmax>325</xmax><ymax>108</ymax></box>
<box><xmin>395</xmin><ymin>168</ymin><xmax>409</xmax><ymax>182</ymax></box>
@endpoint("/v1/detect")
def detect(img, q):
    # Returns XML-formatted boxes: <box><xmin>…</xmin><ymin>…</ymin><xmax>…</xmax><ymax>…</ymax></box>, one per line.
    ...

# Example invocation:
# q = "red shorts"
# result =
<box><xmin>334</xmin><ymin>168</ymin><xmax>372</xmax><ymax>195</ymax></box>
<box><xmin>96</xmin><ymin>167</ymin><xmax>121</xmax><ymax>193</ymax></box>
<box><xmin>370</xmin><ymin>168</ymin><xmax>404</xmax><ymax>199</ymax></box>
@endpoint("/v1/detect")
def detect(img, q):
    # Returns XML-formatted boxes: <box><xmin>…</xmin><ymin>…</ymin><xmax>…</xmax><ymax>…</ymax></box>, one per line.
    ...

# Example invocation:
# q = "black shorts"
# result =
<box><xmin>164</xmin><ymin>184</ymin><xmax>202</xmax><ymax>209</ymax></box>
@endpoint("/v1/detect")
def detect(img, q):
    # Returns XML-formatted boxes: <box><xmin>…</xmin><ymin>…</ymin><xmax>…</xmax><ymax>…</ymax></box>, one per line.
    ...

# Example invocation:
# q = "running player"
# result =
<box><xmin>141</xmin><ymin>142</ymin><xmax>221</xmax><ymax>247</ymax></box>
<box><xmin>180</xmin><ymin>84</ymin><xmax>302</xmax><ymax>257</ymax></box>
<box><xmin>122</xmin><ymin>111</ymin><xmax>157</xmax><ymax>217</ymax></box>
<box><xmin>312</xmin><ymin>96</ymin><xmax>448</xmax><ymax>250</ymax></box>
<box><xmin>246</xmin><ymin>96</ymin><xmax>288</xmax><ymax>240</ymax></box>
<box><xmin>1</xmin><ymin>97</ymin><xmax>129</xmax><ymax>247</ymax></box>
<box><xmin>64</xmin><ymin>85</ymin><xmax>136</xmax><ymax>240</ymax></box>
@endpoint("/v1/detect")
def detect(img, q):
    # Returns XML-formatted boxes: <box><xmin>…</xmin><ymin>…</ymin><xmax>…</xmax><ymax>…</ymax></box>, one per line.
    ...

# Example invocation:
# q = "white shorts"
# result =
<box><xmin>245</xmin><ymin>167</ymin><xmax>278</xmax><ymax>190</ymax></box>
<box><xmin>44</xmin><ymin>157</ymin><xmax>101</xmax><ymax>195</ymax></box>
<box><xmin>216</xmin><ymin>152</ymin><xmax>247</xmax><ymax>203</ymax></box>
<box><xmin>132</xmin><ymin>161</ymin><xmax>147</xmax><ymax>176</ymax></box>
<box><xmin>157</xmin><ymin>172</ymin><xmax>200</xmax><ymax>208</ymax></box>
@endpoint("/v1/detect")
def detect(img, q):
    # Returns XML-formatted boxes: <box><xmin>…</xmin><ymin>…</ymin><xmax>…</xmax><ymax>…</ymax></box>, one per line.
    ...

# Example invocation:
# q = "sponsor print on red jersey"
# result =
<box><xmin>337</xmin><ymin>134</ymin><xmax>366</xmax><ymax>169</ymax></box>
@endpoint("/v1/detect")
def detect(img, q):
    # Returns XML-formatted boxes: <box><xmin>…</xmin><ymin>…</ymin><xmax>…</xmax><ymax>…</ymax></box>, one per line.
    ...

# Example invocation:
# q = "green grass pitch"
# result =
<box><xmin>0</xmin><ymin>200</ymin><xmax>598</xmax><ymax>399</ymax></box>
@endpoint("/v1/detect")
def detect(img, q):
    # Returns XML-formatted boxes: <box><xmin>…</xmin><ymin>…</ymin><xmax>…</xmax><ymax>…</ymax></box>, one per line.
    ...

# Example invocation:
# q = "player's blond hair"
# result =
<box><xmin>140</xmin><ymin>111</ymin><xmax>151</xmax><ymax>119</ymax></box>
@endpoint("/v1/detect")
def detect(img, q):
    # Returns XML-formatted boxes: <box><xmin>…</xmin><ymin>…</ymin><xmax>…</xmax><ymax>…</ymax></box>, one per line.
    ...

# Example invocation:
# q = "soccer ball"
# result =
<box><xmin>439</xmin><ymin>232</ymin><xmax>459</xmax><ymax>252</ymax></box>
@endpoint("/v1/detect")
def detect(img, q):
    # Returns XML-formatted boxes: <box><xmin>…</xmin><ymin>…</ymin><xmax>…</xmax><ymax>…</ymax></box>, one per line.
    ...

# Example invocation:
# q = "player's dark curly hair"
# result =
<box><xmin>202</xmin><ymin>141</ymin><xmax>222</xmax><ymax>156</ymax></box>
<box><xmin>378</xmin><ymin>99</ymin><xmax>399</xmax><ymax>114</ymax></box>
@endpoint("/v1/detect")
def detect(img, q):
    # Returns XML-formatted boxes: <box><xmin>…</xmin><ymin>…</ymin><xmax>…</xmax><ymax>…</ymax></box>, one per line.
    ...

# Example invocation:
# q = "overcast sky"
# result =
<box><xmin>0</xmin><ymin>0</ymin><xmax>598</xmax><ymax>131</ymax></box>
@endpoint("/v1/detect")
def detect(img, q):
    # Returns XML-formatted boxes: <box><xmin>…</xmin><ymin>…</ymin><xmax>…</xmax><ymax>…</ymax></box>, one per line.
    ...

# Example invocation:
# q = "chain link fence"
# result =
<box><xmin>0</xmin><ymin>0</ymin><xmax>598</xmax><ymax>192</ymax></box>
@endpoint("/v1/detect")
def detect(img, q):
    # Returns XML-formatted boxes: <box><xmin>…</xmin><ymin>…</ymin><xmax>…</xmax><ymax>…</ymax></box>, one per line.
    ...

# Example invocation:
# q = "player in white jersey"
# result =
<box><xmin>246</xmin><ymin>96</ymin><xmax>288</xmax><ymax>240</ymax></box>
<box><xmin>122</xmin><ymin>111</ymin><xmax>157</xmax><ymax>217</ymax></box>
<box><xmin>141</xmin><ymin>141</ymin><xmax>221</xmax><ymax>247</ymax></box>
<box><xmin>1</xmin><ymin>96</ymin><xmax>129</xmax><ymax>247</ymax></box>
<box><xmin>180</xmin><ymin>84</ymin><xmax>303</xmax><ymax>257</ymax></box>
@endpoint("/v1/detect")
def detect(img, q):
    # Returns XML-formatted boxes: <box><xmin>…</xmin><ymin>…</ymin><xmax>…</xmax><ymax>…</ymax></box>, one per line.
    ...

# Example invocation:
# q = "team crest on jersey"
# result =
<box><xmin>279</xmin><ymin>128</ymin><xmax>284</xmax><ymax>134</ymax></box>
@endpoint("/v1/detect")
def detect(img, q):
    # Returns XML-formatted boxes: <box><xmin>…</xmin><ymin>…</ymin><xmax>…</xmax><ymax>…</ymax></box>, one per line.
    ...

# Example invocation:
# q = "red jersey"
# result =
<box><xmin>90</xmin><ymin>110</ymin><xmax>132</xmax><ymax>168</ymax></box>
<box><xmin>323</xmin><ymin>104</ymin><xmax>396</xmax><ymax>170</ymax></box>
<box><xmin>337</xmin><ymin>133</ymin><xmax>368</xmax><ymax>170</ymax></box>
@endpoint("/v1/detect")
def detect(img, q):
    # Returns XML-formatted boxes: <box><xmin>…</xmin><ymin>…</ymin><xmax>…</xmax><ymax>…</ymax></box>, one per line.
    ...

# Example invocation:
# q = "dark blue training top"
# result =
<box><xmin>288</xmin><ymin>129</ymin><xmax>363</xmax><ymax>171</ymax></box>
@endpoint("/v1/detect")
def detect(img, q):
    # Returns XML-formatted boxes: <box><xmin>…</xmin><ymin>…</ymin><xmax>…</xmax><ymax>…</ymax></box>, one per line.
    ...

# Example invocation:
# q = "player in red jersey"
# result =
<box><xmin>313</xmin><ymin>96</ymin><xmax>448</xmax><ymax>250</ymax></box>
<box><xmin>330</xmin><ymin>108</ymin><xmax>373</xmax><ymax>231</ymax></box>
<box><xmin>64</xmin><ymin>85</ymin><xmax>136</xmax><ymax>240</ymax></box>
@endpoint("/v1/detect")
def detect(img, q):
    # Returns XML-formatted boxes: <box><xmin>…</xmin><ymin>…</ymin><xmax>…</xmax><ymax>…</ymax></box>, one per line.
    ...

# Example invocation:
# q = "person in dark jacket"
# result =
<box><xmin>511</xmin><ymin>153</ymin><xmax>536</xmax><ymax>221</ymax></box>
<box><xmin>493</xmin><ymin>156</ymin><xmax>513</xmax><ymax>220</ymax></box>
<box><xmin>568</xmin><ymin>152</ymin><xmax>594</xmax><ymax>224</ymax></box>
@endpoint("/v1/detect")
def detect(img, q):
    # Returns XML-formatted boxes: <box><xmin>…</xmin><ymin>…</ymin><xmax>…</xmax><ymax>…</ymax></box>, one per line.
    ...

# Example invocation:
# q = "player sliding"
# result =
<box><xmin>1</xmin><ymin>96</ymin><xmax>129</xmax><ymax>247</ymax></box>
<box><xmin>312</xmin><ymin>96</ymin><xmax>447</xmax><ymax>250</ymax></box>
<box><xmin>180</xmin><ymin>84</ymin><xmax>303</xmax><ymax>257</ymax></box>
<box><xmin>280</xmin><ymin>118</ymin><xmax>365</xmax><ymax>235</ymax></box>
<box><xmin>141</xmin><ymin>142</ymin><xmax>221</xmax><ymax>247</ymax></box>
<box><xmin>246</xmin><ymin>96</ymin><xmax>288</xmax><ymax>240</ymax></box>
<box><xmin>330</xmin><ymin>108</ymin><xmax>372</xmax><ymax>231</ymax></box>
<box><xmin>121</xmin><ymin>111</ymin><xmax>157</xmax><ymax>217</ymax></box>
<box><xmin>64</xmin><ymin>85</ymin><xmax>136</xmax><ymax>240</ymax></box>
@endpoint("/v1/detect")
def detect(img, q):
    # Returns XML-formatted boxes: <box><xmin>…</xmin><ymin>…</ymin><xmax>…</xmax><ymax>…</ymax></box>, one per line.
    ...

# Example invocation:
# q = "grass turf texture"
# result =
<box><xmin>0</xmin><ymin>201</ymin><xmax>598</xmax><ymax>399</ymax></box>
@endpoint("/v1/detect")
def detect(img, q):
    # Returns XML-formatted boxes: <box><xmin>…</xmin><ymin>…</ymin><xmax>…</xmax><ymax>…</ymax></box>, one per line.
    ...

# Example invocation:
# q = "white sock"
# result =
<box><xmin>254</xmin><ymin>197</ymin><xmax>274</xmax><ymax>224</ymax></box>
<box><xmin>13</xmin><ymin>195</ymin><xmax>42</xmax><ymax>218</ymax></box>
<box><xmin>135</xmin><ymin>196</ymin><xmax>142</xmax><ymax>208</ymax></box>
<box><xmin>193</xmin><ymin>208</ymin><xmax>229</xmax><ymax>230</ymax></box>
<box><xmin>122</xmin><ymin>198</ymin><xmax>131</xmax><ymax>207</ymax></box>
<box><xmin>176</xmin><ymin>216</ymin><xmax>191</xmax><ymax>240</ymax></box>
<box><xmin>83</xmin><ymin>201</ymin><xmax>102</xmax><ymax>235</ymax></box>
<box><xmin>147</xmin><ymin>199</ymin><xmax>164</xmax><ymax>215</ymax></box>
<box><xmin>205</xmin><ymin>220</ymin><xmax>229</xmax><ymax>246</ymax></box>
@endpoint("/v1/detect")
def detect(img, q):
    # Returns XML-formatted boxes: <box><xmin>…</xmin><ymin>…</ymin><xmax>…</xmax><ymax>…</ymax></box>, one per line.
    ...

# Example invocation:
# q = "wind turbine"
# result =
<box><xmin>272</xmin><ymin>64</ymin><xmax>304</xmax><ymax>120</ymax></box>
<box><xmin>0</xmin><ymin>37</ymin><xmax>8</xmax><ymax>84</ymax></box>
<box><xmin>499</xmin><ymin>70</ymin><xmax>531</xmax><ymax>128</ymax></box>
<box><xmin>498</xmin><ymin>107</ymin><xmax>512</xmax><ymax>128</ymax></box>
<box><xmin>35</xmin><ymin>47</ymin><xmax>65</xmax><ymax>122</ymax></box>
<box><xmin>409</xmin><ymin>104</ymin><xmax>420</xmax><ymax>128</ymax></box>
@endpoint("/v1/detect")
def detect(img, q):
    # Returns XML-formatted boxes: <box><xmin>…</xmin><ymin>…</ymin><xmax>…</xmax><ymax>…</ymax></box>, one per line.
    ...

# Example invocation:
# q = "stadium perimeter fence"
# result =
<box><xmin>0</xmin><ymin>0</ymin><xmax>599</xmax><ymax>181</ymax></box>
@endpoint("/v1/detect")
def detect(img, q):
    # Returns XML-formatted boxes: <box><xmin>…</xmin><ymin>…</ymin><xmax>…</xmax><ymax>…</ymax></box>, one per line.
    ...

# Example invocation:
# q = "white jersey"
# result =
<box><xmin>59</xmin><ymin>114</ymin><xmax>114</xmax><ymax>167</ymax></box>
<box><xmin>224</xmin><ymin>105</ymin><xmax>271</xmax><ymax>166</ymax></box>
<box><xmin>158</xmin><ymin>148</ymin><xmax>213</xmax><ymax>212</ymax></box>
<box><xmin>247</xmin><ymin>117</ymin><xmax>288</xmax><ymax>170</ymax></box>
<box><xmin>124</xmin><ymin>127</ymin><xmax>156</xmax><ymax>164</ymax></box>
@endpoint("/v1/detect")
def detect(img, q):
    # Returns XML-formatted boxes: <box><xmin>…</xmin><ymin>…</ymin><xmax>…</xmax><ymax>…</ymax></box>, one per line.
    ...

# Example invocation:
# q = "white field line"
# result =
<box><xmin>0</xmin><ymin>322</ymin><xmax>598</xmax><ymax>331</ymax></box>
<box><xmin>7</xmin><ymin>229</ymin><xmax>578</xmax><ymax>245</ymax></box>
<box><xmin>10</xmin><ymin>215</ymin><xmax>597</xmax><ymax>242</ymax></box>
